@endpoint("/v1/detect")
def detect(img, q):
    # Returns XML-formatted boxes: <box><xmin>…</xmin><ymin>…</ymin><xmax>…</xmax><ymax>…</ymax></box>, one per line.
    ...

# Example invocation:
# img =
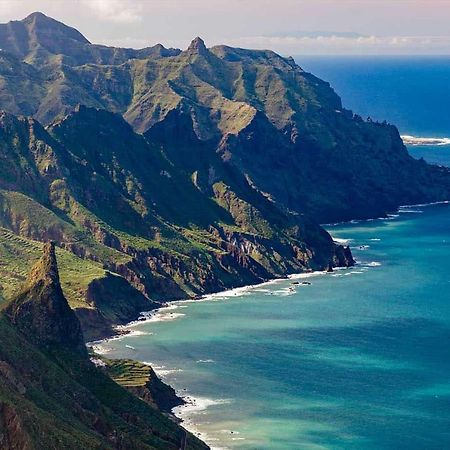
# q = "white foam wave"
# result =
<box><xmin>365</xmin><ymin>261</ymin><xmax>382</xmax><ymax>267</ymax></box>
<box><xmin>401</xmin><ymin>135</ymin><xmax>450</xmax><ymax>146</ymax></box>
<box><xmin>332</xmin><ymin>237</ymin><xmax>353</xmax><ymax>245</ymax></box>
<box><xmin>174</xmin><ymin>396</ymin><xmax>232</xmax><ymax>416</ymax></box>
<box><xmin>126</xmin><ymin>330</ymin><xmax>153</xmax><ymax>337</ymax></box>
<box><xmin>142</xmin><ymin>362</ymin><xmax>183</xmax><ymax>378</ymax></box>
<box><xmin>398</xmin><ymin>208</ymin><xmax>423</xmax><ymax>214</ymax></box>
<box><xmin>399</xmin><ymin>200</ymin><xmax>449</xmax><ymax>208</ymax></box>
<box><xmin>171</xmin><ymin>395</ymin><xmax>233</xmax><ymax>448</ymax></box>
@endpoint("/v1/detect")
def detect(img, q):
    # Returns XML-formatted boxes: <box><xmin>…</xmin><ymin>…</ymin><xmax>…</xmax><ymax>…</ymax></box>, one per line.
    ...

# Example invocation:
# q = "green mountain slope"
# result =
<box><xmin>0</xmin><ymin>13</ymin><xmax>447</xmax><ymax>448</ymax></box>
<box><xmin>0</xmin><ymin>12</ymin><xmax>448</xmax><ymax>339</ymax></box>
<box><xmin>0</xmin><ymin>12</ymin><xmax>448</xmax><ymax>224</ymax></box>
<box><xmin>0</xmin><ymin>104</ymin><xmax>353</xmax><ymax>336</ymax></box>
<box><xmin>0</xmin><ymin>243</ymin><xmax>207</xmax><ymax>449</ymax></box>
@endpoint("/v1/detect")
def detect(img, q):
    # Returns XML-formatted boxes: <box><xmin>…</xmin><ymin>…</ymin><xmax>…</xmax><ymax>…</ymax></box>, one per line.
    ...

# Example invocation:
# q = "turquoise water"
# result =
<box><xmin>97</xmin><ymin>200</ymin><xmax>450</xmax><ymax>449</ymax></box>
<box><xmin>96</xmin><ymin>60</ymin><xmax>450</xmax><ymax>449</ymax></box>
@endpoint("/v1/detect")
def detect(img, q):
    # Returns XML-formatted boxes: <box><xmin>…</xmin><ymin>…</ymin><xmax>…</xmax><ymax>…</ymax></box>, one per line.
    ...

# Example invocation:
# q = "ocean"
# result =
<box><xmin>93</xmin><ymin>57</ymin><xmax>450</xmax><ymax>449</ymax></box>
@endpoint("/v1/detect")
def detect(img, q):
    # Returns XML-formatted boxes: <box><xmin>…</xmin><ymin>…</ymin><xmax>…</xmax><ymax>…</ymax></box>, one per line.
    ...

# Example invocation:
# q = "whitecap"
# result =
<box><xmin>398</xmin><ymin>208</ymin><xmax>423</xmax><ymax>214</ymax></box>
<box><xmin>173</xmin><ymin>396</ymin><xmax>232</xmax><ymax>416</ymax></box>
<box><xmin>401</xmin><ymin>135</ymin><xmax>450</xmax><ymax>146</ymax></box>
<box><xmin>332</xmin><ymin>237</ymin><xmax>353</xmax><ymax>245</ymax></box>
<box><xmin>144</xmin><ymin>363</ymin><xmax>183</xmax><ymax>377</ymax></box>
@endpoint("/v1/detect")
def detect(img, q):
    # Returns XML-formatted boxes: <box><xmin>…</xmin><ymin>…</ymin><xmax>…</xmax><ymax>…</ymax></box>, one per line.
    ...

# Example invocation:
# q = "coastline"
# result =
<box><xmin>88</xmin><ymin>200</ymin><xmax>449</xmax><ymax>448</ymax></box>
<box><xmin>88</xmin><ymin>267</ymin><xmax>334</xmax><ymax>447</ymax></box>
<box><xmin>90</xmin><ymin>258</ymin><xmax>390</xmax><ymax>448</ymax></box>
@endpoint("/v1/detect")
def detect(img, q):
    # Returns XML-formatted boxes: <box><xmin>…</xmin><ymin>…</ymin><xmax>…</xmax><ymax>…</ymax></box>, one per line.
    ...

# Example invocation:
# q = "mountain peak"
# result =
<box><xmin>23</xmin><ymin>11</ymin><xmax>47</xmax><ymax>21</ymax></box>
<box><xmin>21</xmin><ymin>11</ymin><xmax>90</xmax><ymax>44</ymax></box>
<box><xmin>28</xmin><ymin>241</ymin><xmax>59</xmax><ymax>284</ymax></box>
<box><xmin>5</xmin><ymin>242</ymin><xmax>86</xmax><ymax>354</ymax></box>
<box><xmin>187</xmin><ymin>36</ymin><xmax>208</xmax><ymax>55</ymax></box>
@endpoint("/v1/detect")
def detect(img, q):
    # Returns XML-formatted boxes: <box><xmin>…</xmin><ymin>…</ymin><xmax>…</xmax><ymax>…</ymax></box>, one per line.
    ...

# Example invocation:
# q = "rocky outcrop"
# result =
<box><xmin>332</xmin><ymin>245</ymin><xmax>355</xmax><ymax>268</ymax></box>
<box><xmin>0</xmin><ymin>243</ymin><xmax>209</xmax><ymax>450</ymax></box>
<box><xmin>80</xmin><ymin>272</ymin><xmax>161</xmax><ymax>341</ymax></box>
<box><xmin>0</xmin><ymin>403</ymin><xmax>32</xmax><ymax>450</ymax></box>
<box><xmin>138</xmin><ymin>365</ymin><xmax>184</xmax><ymax>413</ymax></box>
<box><xmin>4</xmin><ymin>242</ymin><xmax>86</xmax><ymax>354</ymax></box>
<box><xmin>103</xmin><ymin>359</ymin><xmax>184</xmax><ymax>414</ymax></box>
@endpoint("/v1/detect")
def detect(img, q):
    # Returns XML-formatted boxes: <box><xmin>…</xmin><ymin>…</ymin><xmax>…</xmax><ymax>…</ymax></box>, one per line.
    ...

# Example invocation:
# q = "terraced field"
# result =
<box><xmin>105</xmin><ymin>359</ymin><xmax>152</xmax><ymax>387</ymax></box>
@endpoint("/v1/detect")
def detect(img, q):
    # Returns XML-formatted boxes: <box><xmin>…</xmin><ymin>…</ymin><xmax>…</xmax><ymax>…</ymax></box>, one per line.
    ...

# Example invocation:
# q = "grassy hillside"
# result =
<box><xmin>0</xmin><ymin>244</ymin><xmax>207</xmax><ymax>449</ymax></box>
<box><xmin>0</xmin><ymin>226</ymin><xmax>104</xmax><ymax>307</ymax></box>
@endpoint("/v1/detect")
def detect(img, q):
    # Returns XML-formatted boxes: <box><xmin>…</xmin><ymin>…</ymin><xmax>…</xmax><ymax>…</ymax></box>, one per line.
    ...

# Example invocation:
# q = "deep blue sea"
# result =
<box><xmin>95</xmin><ymin>57</ymin><xmax>450</xmax><ymax>449</ymax></box>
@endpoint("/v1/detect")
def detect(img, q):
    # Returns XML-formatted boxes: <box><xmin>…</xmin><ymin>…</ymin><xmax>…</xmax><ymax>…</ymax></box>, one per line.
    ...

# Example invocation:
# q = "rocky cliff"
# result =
<box><xmin>0</xmin><ymin>104</ymin><xmax>353</xmax><ymax>339</ymax></box>
<box><xmin>0</xmin><ymin>12</ymin><xmax>448</xmax><ymax>340</ymax></box>
<box><xmin>4</xmin><ymin>242</ymin><xmax>86</xmax><ymax>353</ymax></box>
<box><xmin>0</xmin><ymin>243</ymin><xmax>208</xmax><ymax>450</ymax></box>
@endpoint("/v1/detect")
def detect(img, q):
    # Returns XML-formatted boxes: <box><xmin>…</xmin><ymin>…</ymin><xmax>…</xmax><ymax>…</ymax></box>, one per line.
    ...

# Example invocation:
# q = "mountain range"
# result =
<box><xmin>0</xmin><ymin>12</ymin><xmax>449</xmax><ymax>449</ymax></box>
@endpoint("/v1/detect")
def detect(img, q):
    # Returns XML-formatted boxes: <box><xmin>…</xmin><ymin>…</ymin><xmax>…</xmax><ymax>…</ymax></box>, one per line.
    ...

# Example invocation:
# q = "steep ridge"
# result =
<box><xmin>4</xmin><ymin>242</ymin><xmax>86</xmax><ymax>353</ymax></box>
<box><xmin>0</xmin><ymin>13</ymin><xmax>447</xmax><ymax>224</ymax></box>
<box><xmin>0</xmin><ymin>105</ymin><xmax>352</xmax><ymax>338</ymax></box>
<box><xmin>0</xmin><ymin>12</ymin><xmax>448</xmax><ymax>339</ymax></box>
<box><xmin>0</xmin><ymin>243</ymin><xmax>208</xmax><ymax>449</ymax></box>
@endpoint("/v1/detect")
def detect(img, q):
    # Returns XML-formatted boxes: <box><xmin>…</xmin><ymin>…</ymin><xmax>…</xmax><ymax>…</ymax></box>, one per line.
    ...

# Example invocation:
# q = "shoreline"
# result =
<box><xmin>87</xmin><ymin>200</ymin><xmax>449</xmax><ymax>448</ymax></box>
<box><xmin>91</xmin><ymin>260</ymin><xmax>385</xmax><ymax>448</ymax></box>
<box><xmin>87</xmin><ymin>200</ymin><xmax>450</xmax><ymax>345</ymax></box>
<box><xmin>89</xmin><ymin>267</ymin><xmax>335</xmax><ymax>447</ymax></box>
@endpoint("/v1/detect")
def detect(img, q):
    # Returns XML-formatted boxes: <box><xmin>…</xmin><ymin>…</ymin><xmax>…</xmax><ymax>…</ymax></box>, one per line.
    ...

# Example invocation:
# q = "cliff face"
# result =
<box><xmin>0</xmin><ymin>104</ymin><xmax>353</xmax><ymax>342</ymax></box>
<box><xmin>0</xmin><ymin>13</ymin><xmax>448</xmax><ymax>339</ymax></box>
<box><xmin>0</xmin><ymin>243</ymin><xmax>208</xmax><ymax>450</ymax></box>
<box><xmin>103</xmin><ymin>359</ymin><xmax>184</xmax><ymax>414</ymax></box>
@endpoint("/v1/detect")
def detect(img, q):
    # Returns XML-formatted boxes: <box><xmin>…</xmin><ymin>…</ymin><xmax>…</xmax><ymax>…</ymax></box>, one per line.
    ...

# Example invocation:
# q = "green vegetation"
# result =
<box><xmin>0</xmin><ymin>245</ymin><xmax>206</xmax><ymax>449</ymax></box>
<box><xmin>105</xmin><ymin>359</ymin><xmax>152</xmax><ymax>387</ymax></box>
<box><xmin>0</xmin><ymin>227</ymin><xmax>104</xmax><ymax>308</ymax></box>
<box><xmin>0</xmin><ymin>11</ymin><xmax>448</xmax><ymax>339</ymax></box>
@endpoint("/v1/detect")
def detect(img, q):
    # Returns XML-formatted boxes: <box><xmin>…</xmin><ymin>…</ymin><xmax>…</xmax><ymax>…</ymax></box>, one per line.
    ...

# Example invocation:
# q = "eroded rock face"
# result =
<box><xmin>333</xmin><ymin>245</ymin><xmax>356</xmax><ymax>268</ymax></box>
<box><xmin>5</xmin><ymin>242</ymin><xmax>86</xmax><ymax>354</ymax></box>
<box><xmin>0</xmin><ymin>403</ymin><xmax>32</xmax><ymax>450</ymax></box>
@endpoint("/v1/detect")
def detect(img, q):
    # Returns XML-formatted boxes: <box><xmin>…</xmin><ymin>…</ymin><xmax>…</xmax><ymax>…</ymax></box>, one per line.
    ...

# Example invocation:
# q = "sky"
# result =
<box><xmin>0</xmin><ymin>0</ymin><xmax>449</xmax><ymax>55</ymax></box>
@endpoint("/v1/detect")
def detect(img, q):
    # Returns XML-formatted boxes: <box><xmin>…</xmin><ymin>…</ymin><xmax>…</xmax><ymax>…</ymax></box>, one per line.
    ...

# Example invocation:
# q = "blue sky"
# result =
<box><xmin>0</xmin><ymin>0</ymin><xmax>449</xmax><ymax>55</ymax></box>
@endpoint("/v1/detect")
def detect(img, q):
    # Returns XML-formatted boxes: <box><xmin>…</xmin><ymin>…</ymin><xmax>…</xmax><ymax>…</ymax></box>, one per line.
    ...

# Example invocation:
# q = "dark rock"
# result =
<box><xmin>187</xmin><ymin>36</ymin><xmax>208</xmax><ymax>55</ymax></box>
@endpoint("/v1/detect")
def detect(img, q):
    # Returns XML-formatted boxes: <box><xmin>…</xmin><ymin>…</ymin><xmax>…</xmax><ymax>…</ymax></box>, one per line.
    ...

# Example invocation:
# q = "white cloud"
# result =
<box><xmin>80</xmin><ymin>0</ymin><xmax>143</xmax><ymax>24</ymax></box>
<box><xmin>225</xmin><ymin>34</ymin><xmax>450</xmax><ymax>55</ymax></box>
